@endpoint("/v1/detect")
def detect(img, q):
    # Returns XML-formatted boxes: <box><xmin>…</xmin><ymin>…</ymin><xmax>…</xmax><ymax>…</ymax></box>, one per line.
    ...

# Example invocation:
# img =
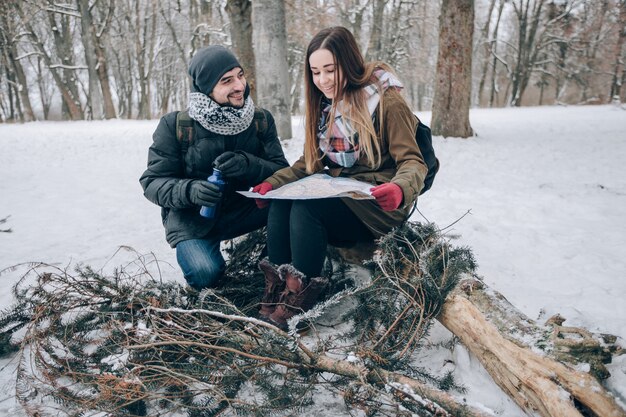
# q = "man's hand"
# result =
<box><xmin>213</xmin><ymin>151</ymin><xmax>248</xmax><ymax>179</ymax></box>
<box><xmin>189</xmin><ymin>180</ymin><xmax>222</xmax><ymax>207</ymax></box>
<box><xmin>370</xmin><ymin>183</ymin><xmax>403</xmax><ymax>211</ymax></box>
<box><xmin>251</xmin><ymin>182</ymin><xmax>273</xmax><ymax>209</ymax></box>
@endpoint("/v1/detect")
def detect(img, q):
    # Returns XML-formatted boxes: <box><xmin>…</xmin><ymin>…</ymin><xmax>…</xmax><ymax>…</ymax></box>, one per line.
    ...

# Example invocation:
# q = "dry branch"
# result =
<box><xmin>1</xmin><ymin>224</ymin><xmax>485</xmax><ymax>417</ymax></box>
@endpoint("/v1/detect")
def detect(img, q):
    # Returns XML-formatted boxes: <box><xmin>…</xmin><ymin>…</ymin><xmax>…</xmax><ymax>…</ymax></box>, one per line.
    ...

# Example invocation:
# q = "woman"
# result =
<box><xmin>252</xmin><ymin>26</ymin><xmax>428</xmax><ymax>330</ymax></box>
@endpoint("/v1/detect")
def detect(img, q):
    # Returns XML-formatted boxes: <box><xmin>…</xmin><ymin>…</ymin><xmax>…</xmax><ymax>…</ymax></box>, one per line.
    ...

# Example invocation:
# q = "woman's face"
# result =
<box><xmin>309</xmin><ymin>48</ymin><xmax>341</xmax><ymax>99</ymax></box>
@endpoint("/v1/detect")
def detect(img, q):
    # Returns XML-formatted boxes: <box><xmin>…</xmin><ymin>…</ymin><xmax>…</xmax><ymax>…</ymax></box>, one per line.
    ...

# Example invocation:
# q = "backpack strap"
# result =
<box><xmin>176</xmin><ymin>110</ymin><xmax>195</xmax><ymax>154</ymax></box>
<box><xmin>253</xmin><ymin>108</ymin><xmax>268</xmax><ymax>139</ymax></box>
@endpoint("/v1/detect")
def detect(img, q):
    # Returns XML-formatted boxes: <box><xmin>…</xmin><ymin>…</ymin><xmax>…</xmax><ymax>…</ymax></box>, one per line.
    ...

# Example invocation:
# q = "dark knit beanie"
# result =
<box><xmin>188</xmin><ymin>45</ymin><xmax>242</xmax><ymax>95</ymax></box>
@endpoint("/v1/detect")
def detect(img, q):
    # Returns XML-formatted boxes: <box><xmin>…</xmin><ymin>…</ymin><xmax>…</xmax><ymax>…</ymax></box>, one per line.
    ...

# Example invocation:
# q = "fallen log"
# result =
<box><xmin>438</xmin><ymin>276</ymin><xmax>625</xmax><ymax>417</ymax></box>
<box><xmin>335</xmin><ymin>243</ymin><xmax>625</xmax><ymax>417</ymax></box>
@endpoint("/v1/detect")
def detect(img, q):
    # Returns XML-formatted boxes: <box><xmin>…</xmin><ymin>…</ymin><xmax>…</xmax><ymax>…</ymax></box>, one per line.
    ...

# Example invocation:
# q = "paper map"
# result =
<box><xmin>238</xmin><ymin>173</ymin><xmax>375</xmax><ymax>200</ymax></box>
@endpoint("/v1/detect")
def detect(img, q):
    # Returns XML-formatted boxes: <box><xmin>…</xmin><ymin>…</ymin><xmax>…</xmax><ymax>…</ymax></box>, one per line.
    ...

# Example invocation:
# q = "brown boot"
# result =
<box><xmin>258</xmin><ymin>258</ymin><xmax>284</xmax><ymax>318</ymax></box>
<box><xmin>268</xmin><ymin>265</ymin><xmax>328</xmax><ymax>331</ymax></box>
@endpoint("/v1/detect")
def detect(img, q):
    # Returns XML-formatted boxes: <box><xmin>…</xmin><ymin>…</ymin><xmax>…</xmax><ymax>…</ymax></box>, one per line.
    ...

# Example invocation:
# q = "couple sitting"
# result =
<box><xmin>140</xmin><ymin>27</ymin><xmax>428</xmax><ymax>330</ymax></box>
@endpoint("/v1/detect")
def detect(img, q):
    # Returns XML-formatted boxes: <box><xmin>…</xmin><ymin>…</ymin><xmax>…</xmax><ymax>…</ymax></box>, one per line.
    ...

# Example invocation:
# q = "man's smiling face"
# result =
<box><xmin>210</xmin><ymin>67</ymin><xmax>247</xmax><ymax>108</ymax></box>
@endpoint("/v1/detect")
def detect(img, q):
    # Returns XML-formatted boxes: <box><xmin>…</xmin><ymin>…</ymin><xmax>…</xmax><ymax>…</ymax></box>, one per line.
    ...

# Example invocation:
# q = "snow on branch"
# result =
<box><xmin>14</xmin><ymin>51</ymin><xmax>44</xmax><ymax>61</ymax></box>
<box><xmin>45</xmin><ymin>3</ymin><xmax>81</xmax><ymax>18</ymax></box>
<box><xmin>49</xmin><ymin>63</ymin><xmax>88</xmax><ymax>70</ymax></box>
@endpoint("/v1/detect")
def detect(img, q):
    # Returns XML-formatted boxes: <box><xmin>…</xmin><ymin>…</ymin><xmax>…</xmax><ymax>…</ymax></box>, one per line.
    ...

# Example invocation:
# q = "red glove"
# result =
<box><xmin>251</xmin><ymin>182</ymin><xmax>273</xmax><ymax>209</ymax></box>
<box><xmin>370</xmin><ymin>183</ymin><xmax>403</xmax><ymax>211</ymax></box>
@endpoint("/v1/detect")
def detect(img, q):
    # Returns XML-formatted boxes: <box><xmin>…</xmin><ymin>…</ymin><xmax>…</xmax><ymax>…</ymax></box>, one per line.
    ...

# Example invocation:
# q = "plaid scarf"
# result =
<box><xmin>188</xmin><ymin>92</ymin><xmax>255</xmax><ymax>135</ymax></box>
<box><xmin>318</xmin><ymin>70</ymin><xmax>403</xmax><ymax>168</ymax></box>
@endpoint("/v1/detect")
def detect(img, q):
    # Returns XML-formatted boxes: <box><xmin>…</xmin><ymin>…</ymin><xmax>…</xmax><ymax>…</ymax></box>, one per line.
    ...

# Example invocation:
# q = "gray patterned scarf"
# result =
<box><xmin>188</xmin><ymin>92</ymin><xmax>255</xmax><ymax>135</ymax></box>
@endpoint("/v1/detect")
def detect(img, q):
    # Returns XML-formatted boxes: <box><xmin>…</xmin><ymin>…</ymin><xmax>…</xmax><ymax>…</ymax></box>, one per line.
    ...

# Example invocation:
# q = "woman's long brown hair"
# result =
<box><xmin>303</xmin><ymin>26</ymin><xmax>392</xmax><ymax>174</ymax></box>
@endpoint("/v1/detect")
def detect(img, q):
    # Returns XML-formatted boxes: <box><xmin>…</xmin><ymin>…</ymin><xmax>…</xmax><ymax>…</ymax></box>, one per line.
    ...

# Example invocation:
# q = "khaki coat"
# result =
<box><xmin>265</xmin><ymin>90</ymin><xmax>427</xmax><ymax>237</ymax></box>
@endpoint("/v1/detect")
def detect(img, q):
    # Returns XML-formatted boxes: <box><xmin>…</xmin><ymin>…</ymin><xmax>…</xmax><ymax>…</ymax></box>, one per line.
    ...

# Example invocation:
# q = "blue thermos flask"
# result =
<box><xmin>199</xmin><ymin>168</ymin><xmax>226</xmax><ymax>218</ymax></box>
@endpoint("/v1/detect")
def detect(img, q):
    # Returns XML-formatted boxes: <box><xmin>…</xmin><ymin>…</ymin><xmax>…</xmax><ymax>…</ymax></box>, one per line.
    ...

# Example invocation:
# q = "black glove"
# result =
<box><xmin>188</xmin><ymin>180</ymin><xmax>222</xmax><ymax>207</ymax></box>
<box><xmin>213</xmin><ymin>151</ymin><xmax>249</xmax><ymax>179</ymax></box>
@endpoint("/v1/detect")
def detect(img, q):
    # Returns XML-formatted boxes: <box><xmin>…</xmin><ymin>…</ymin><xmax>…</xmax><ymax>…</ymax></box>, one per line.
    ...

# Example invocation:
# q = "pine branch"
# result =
<box><xmin>5</xmin><ymin>223</ymin><xmax>487</xmax><ymax>416</ymax></box>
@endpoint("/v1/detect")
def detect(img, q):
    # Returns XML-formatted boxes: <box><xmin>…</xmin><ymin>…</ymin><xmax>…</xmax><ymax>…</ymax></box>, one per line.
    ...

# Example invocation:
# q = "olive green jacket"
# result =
<box><xmin>265</xmin><ymin>91</ymin><xmax>427</xmax><ymax>237</ymax></box>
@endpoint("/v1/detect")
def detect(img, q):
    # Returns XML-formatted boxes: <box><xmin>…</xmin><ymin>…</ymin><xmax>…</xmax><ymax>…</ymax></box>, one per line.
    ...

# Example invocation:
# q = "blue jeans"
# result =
<box><xmin>176</xmin><ymin>202</ymin><xmax>268</xmax><ymax>290</ymax></box>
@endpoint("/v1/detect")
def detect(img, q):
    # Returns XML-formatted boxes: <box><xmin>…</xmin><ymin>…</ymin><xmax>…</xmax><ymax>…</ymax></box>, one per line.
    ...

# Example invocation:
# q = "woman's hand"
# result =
<box><xmin>251</xmin><ymin>182</ymin><xmax>273</xmax><ymax>209</ymax></box>
<box><xmin>370</xmin><ymin>183</ymin><xmax>403</xmax><ymax>211</ymax></box>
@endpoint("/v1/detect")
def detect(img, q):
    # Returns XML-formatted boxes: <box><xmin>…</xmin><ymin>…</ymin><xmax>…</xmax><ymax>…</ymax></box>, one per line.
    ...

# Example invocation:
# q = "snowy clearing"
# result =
<box><xmin>1</xmin><ymin>104</ymin><xmax>625</xmax><ymax>416</ymax></box>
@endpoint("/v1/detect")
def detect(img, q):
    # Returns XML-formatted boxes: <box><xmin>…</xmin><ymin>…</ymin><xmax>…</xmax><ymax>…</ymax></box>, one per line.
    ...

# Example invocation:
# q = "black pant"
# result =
<box><xmin>267</xmin><ymin>199</ymin><xmax>374</xmax><ymax>277</ymax></box>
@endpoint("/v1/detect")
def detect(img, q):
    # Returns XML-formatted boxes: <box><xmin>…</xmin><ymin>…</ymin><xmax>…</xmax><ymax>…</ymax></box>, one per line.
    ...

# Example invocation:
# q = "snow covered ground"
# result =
<box><xmin>0</xmin><ymin>104</ymin><xmax>625</xmax><ymax>416</ymax></box>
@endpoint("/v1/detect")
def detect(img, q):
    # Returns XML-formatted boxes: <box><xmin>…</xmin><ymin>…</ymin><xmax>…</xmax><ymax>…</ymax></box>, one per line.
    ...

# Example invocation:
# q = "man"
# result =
<box><xmin>140</xmin><ymin>45</ymin><xmax>289</xmax><ymax>290</ymax></box>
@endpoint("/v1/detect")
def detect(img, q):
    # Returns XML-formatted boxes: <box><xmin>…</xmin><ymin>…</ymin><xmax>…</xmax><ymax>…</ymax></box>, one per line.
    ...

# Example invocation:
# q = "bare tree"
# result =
<box><xmin>225</xmin><ymin>0</ymin><xmax>257</xmax><ymax>102</ymax></box>
<box><xmin>431</xmin><ymin>0</ymin><xmax>474</xmax><ymax>138</ymax></box>
<box><xmin>509</xmin><ymin>0</ymin><xmax>549</xmax><ymax>106</ymax></box>
<box><xmin>488</xmin><ymin>0</ymin><xmax>506</xmax><ymax>107</ymax></box>
<box><xmin>284</xmin><ymin>0</ymin><xmax>339</xmax><ymax>114</ymax></box>
<box><xmin>476</xmin><ymin>0</ymin><xmax>498</xmax><ymax>106</ymax></box>
<box><xmin>336</xmin><ymin>0</ymin><xmax>370</xmax><ymax>49</ymax></box>
<box><xmin>14</xmin><ymin>2</ymin><xmax>84</xmax><ymax>120</ymax></box>
<box><xmin>252</xmin><ymin>0</ymin><xmax>292</xmax><ymax>139</ymax></box>
<box><xmin>34</xmin><ymin>56</ymin><xmax>54</xmax><ymax>119</ymax></box>
<box><xmin>46</xmin><ymin>2</ymin><xmax>86</xmax><ymax>119</ymax></box>
<box><xmin>3</xmin><ymin>0</ymin><xmax>625</xmax><ymax>123</ymax></box>
<box><xmin>77</xmin><ymin>0</ymin><xmax>104</xmax><ymax>119</ymax></box>
<box><xmin>0</xmin><ymin>3</ymin><xmax>35</xmax><ymax>122</ymax></box>
<box><xmin>90</xmin><ymin>0</ymin><xmax>117</xmax><ymax>119</ymax></box>
<box><xmin>365</xmin><ymin>0</ymin><xmax>387</xmax><ymax>61</ymax></box>
<box><xmin>610</xmin><ymin>0</ymin><xmax>626</xmax><ymax>102</ymax></box>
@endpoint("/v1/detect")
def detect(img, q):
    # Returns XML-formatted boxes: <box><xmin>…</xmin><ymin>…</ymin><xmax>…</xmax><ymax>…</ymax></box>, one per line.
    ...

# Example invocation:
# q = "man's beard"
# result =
<box><xmin>228</xmin><ymin>98</ymin><xmax>245</xmax><ymax>109</ymax></box>
<box><xmin>215</xmin><ymin>95</ymin><xmax>244</xmax><ymax>109</ymax></box>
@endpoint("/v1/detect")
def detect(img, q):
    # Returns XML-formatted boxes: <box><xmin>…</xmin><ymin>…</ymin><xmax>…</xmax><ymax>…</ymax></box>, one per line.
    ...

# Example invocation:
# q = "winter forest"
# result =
<box><xmin>1</xmin><ymin>1</ymin><xmax>626</xmax><ymax>417</ymax></box>
<box><xmin>1</xmin><ymin>0</ymin><xmax>626</xmax><ymax>126</ymax></box>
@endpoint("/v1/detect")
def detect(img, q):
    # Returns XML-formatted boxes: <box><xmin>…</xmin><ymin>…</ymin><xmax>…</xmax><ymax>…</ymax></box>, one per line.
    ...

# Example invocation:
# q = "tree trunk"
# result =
<box><xmin>489</xmin><ymin>0</ymin><xmax>505</xmax><ymax>107</ymax></box>
<box><xmin>431</xmin><ymin>0</ymin><xmax>474</xmax><ymax>138</ymax></box>
<box><xmin>94</xmin><ymin>38</ymin><xmax>117</xmax><ymax>119</ymax></box>
<box><xmin>510</xmin><ymin>0</ymin><xmax>546</xmax><ymax>106</ymax></box>
<box><xmin>20</xmin><ymin>19</ymin><xmax>82</xmax><ymax>120</ymax></box>
<box><xmin>477</xmin><ymin>0</ymin><xmax>497</xmax><ymax>106</ymax></box>
<box><xmin>290</xmin><ymin>64</ymin><xmax>303</xmax><ymax>114</ymax></box>
<box><xmin>0</xmin><ymin>6</ymin><xmax>35</xmax><ymax>122</ymax></box>
<box><xmin>610</xmin><ymin>0</ymin><xmax>626</xmax><ymax>101</ymax></box>
<box><xmin>365</xmin><ymin>0</ymin><xmax>387</xmax><ymax>61</ymax></box>
<box><xmin>45</xmin><ymin>6</ymin><xmax>83</xmax><ymax>120</ymax></box>
<box><xmin>8</xmin><ymin>52</ymin><xmax>35</xmax><ymax>122</ymax></box>
<box><xmin>94</xmin><ymin>0</ymin><xmax>117</xmax><ymax>119</ymax></box>
<box><xmin>77</xmin><ymin>0</ymin><xmax>104</xmax><ymax>120</ymax></box>
<box><xmin>35</xmin><ymin>57</ymin><xmax>52</xmax><ymax>120</ymax></box>
<box><xmin>350</xmin><ymin>1</ymin><xmax>368</xmax><ymax>49</ymax></box>
<box><xmin>226</xmin><ymin>0</ymin><xmax>257</xmax><ymax>103</ymax></box>
<box><xmin>252</xmin><ymin>0</ymin><xmax>292</xmax><ymax>139</ymax></box>
<box><xmin>438</xmin><ymin>277</ymin><xmax>626</xmax><ymax>417</ymax></box>
<box><xmin>136</xmin><ymin>1</ymin><xmax>156</xmax><ymax>120</ymax></box>
<box><xmin>159</xmin><ymin>2</ymin><xmax>190</xmax><ymax>71</ymax></box>
<box><xmin>2</xmin><ymin>57</ymin><xmax>21</xmax><ymax>122</ymax></box>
